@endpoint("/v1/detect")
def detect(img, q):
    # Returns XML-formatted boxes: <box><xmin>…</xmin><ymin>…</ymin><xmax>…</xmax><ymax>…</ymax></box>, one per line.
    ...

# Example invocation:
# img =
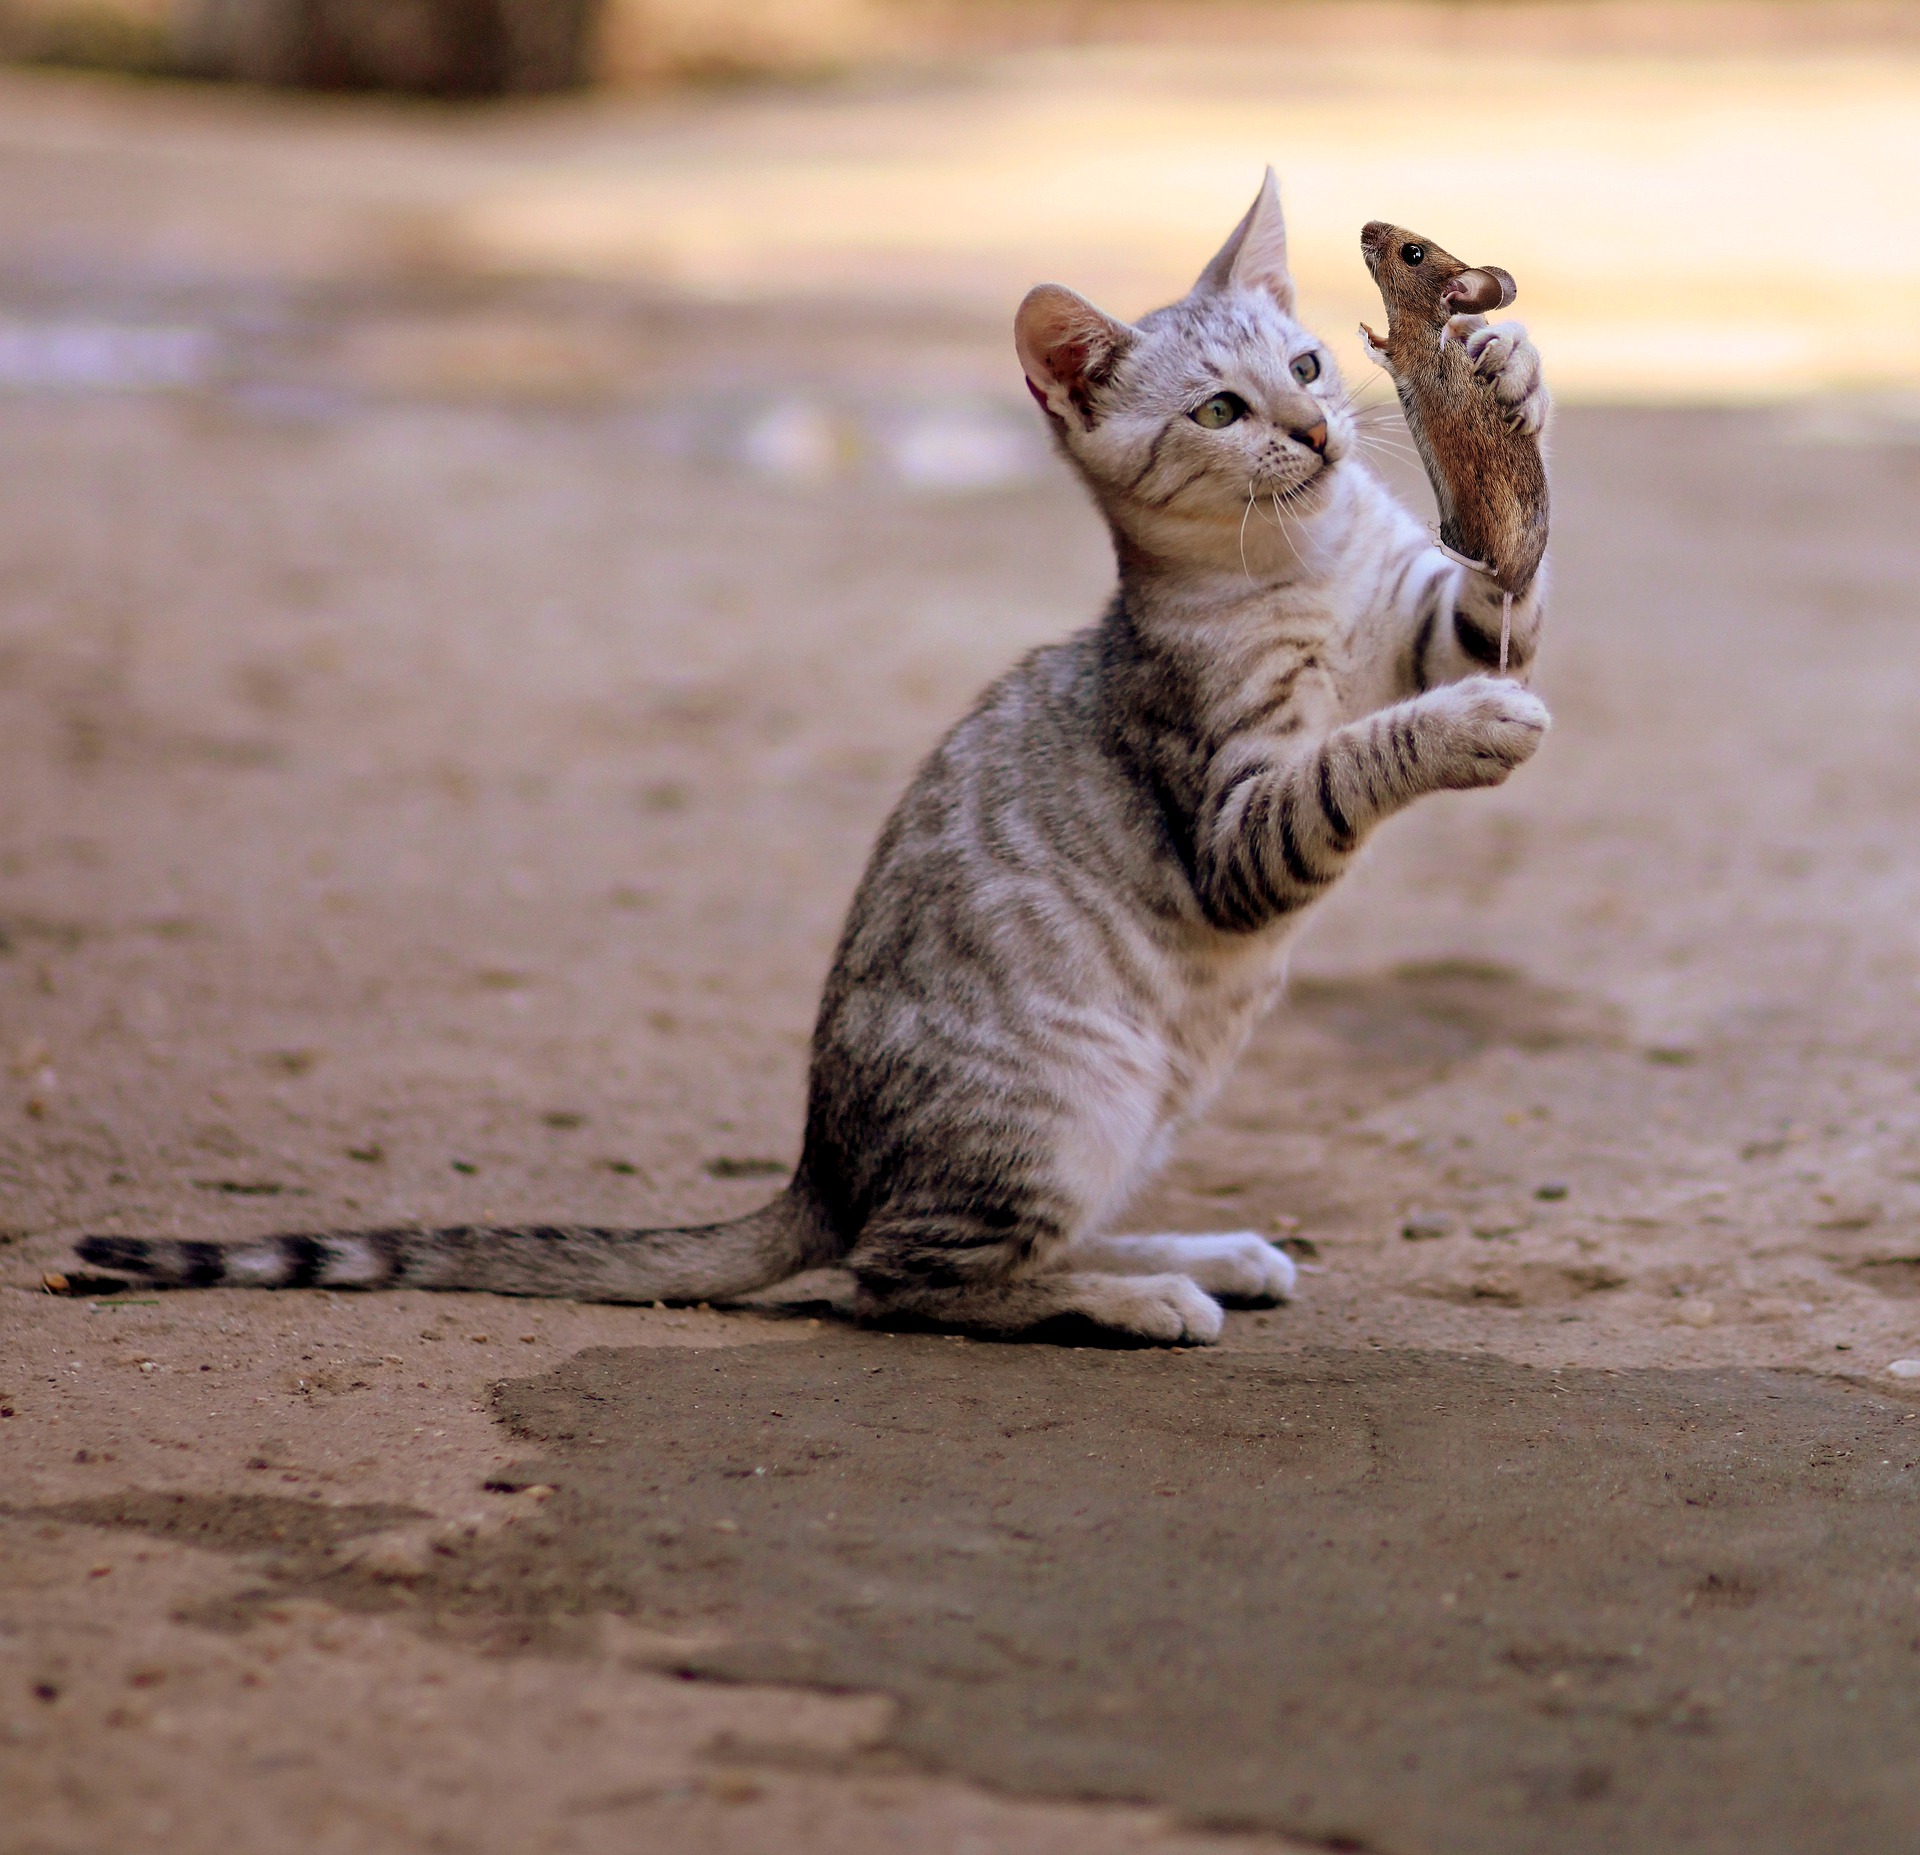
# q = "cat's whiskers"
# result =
<box><xmin>1351</xmin><ymin>410</ymin><xmax>1413</xmax><ymax>447</ymax></box>
<box><xmin>1241</xmin><ymin>468</ymin><xmax>1331</xmax><ymax>574</ymax></box>
<box><xmin>1355</xmin><ymin>433</ymin><xmax>1420</xmax><ymax>468</ymax></box>
<box><xmin>1238</xmin><ymin>478</ymin><xmax>1258</xmax><ymax>582</ymax></box>
<box><xmin>1269</xmin><ymin>488</ymin><xmax>1323</xmax><ymax>570</ymax></box>
<box><xmin>1351</xmin><ymin>422</ymin><xmax>1420</xmax><ymax>462</ymax></box>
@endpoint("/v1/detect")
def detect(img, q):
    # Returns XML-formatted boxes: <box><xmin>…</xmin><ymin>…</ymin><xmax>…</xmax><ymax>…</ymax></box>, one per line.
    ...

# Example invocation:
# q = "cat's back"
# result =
<box><xmin>861</xmin><ymin>627</ymin><xmax>1155</xmax><ymax>890</ymax></box>
<box><xmin>820</xmin><ymin>624</ymin><xmax>1200</xmax><ymax>1000</ymax></box>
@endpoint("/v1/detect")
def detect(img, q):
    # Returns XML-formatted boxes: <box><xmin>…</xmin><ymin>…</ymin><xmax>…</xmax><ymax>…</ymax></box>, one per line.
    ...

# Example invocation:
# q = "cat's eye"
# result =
<box><xmin>1400</xmin><ymin>242</ymin><xmax>1426</xmax><ymax>265</ymax></box>
<box><xmin>1290</xmin><ymin>352</ymin><xmax>1322</xmax><ymax>386</ymax></box>
<box><xmin>1190</xmin><ymin>392</ymin><xmax>1248</xmax><ymax>429</ymax></box>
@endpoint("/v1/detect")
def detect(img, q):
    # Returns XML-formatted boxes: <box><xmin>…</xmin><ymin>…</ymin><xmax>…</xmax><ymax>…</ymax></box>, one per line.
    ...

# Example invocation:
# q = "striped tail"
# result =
<box><xmin>75</xmin><ymin>1195</ymin><xmax>817</xmax><ymax>1304</ymax></box>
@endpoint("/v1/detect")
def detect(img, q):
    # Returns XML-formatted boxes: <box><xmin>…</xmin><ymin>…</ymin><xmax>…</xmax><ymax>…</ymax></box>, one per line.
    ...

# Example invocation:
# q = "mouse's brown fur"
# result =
<box><xmin>1360</xmin><ymin>220</ymin><xmax>1548</xmax><ymax>598</ymax></box>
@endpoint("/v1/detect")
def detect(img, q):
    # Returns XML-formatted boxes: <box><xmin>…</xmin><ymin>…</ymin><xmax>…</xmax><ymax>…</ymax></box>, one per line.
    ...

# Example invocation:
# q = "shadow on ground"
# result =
<box><xmin>44</xmin><ymin>1334</ymin><xmax>1920</xmax><ymax>1855</ymax></box>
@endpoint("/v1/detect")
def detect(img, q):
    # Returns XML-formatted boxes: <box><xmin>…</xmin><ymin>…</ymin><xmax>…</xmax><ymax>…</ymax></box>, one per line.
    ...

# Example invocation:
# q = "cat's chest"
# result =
<box><xmin>1148</xmin><ymin>923</ymin><xmax>1296</xmax><ymax>1101</ymax></box>
<box><xmin>1207</xmin><ymin>610</ymin><xmax>1360</xmax><ymax>740</ymax></box>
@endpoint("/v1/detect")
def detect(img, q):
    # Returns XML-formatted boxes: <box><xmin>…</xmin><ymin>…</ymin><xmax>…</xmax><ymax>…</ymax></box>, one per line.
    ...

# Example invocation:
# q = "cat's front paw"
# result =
<box><xmin>1462</xmin><ymin>320</ymin><xmax>1548</xmax><ymax>436</ymax></box>
<box><xmin>1161</xmin><ymin>1233</ymin><xmax>1296</xmax><ymax>1305</ymax></box>
<box><xmin>1421</xmin><ymin>676</ymin><xmax>1551</xmax><ymax>789</ymax></box>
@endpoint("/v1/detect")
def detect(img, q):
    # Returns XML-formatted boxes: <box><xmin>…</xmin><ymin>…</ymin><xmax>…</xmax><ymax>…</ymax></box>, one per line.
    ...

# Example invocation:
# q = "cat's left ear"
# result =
<box><xmin>1191</xmin><ymin>166</ymin><xmax>1295</xmax><ymax>312</ymax></box>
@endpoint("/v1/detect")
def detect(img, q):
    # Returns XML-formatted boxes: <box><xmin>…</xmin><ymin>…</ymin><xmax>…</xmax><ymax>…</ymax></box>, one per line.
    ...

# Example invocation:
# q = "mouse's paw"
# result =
<box><xmin>1357</xmin><ymin>321</ymin><xmax>1396</xmax><ymax>377</ymax></box>
<box><xmin>1463</xmin><ymin>319</ymin><xmax>1548</xmax><ymax>436</ymax></box>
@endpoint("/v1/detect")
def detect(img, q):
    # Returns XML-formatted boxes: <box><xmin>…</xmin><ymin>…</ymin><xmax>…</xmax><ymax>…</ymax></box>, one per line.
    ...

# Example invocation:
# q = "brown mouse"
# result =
<box><xmin>1359</xmin><ymin>220</ymin><xmax>1548</xmax><ymax>603</ymax></box>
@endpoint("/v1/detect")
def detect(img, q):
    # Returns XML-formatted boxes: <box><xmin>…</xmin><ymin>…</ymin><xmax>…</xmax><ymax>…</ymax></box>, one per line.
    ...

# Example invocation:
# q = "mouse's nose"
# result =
<box><xmin>1292</xmin><ymin>420</ymin><xmax>1329</xmax><ymax>455</ymax></box>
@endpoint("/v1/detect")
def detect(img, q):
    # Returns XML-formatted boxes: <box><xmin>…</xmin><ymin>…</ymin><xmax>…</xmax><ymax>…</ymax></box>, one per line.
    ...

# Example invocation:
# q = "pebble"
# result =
<box><xmin>1885</xmin><ymin>1359</ymin><xmax>1920</xmax><ymax>1380</ymax></box>
<box><xmin>1673</xmin><ymin>1301</ymin><xmax>1717</xmax><ymax>1328</ymax></box>
<box><xmin>1402</xmin><ymin>1213</ymin><xmax>1454</xmax><ymax>1242</ymax></box>
<box><xmin>344</xmin><ymin>1531</ymin><xmax>434</xmax><ymax>1581</ymax></box>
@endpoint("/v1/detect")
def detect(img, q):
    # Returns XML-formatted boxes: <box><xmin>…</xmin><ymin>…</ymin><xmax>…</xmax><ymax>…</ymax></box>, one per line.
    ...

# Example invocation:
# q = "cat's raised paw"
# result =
<box><xmin>1463</xmin><ymin>319</ymin><xmax>1548</xmax><ymax>436</ymax></box>
<box><xmin>1423</xmin><ymin>676</ymin><xmax>1551</xmax><ymax>788</ymax></box>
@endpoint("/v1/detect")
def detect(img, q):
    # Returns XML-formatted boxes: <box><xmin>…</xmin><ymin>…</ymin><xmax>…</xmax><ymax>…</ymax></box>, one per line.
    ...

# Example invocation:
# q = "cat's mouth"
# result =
<box><xmin>1263</xmin><ymin>458</ymin><xmax>1332</xmax><ymax>506</ymax></box>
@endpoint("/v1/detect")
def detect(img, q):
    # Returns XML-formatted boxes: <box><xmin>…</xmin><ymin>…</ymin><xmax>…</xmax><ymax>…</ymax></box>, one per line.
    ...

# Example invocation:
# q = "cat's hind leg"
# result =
<box><xmin>847</xmin><ymin>1207</ymin><xmax>1226</xmax><ymax>1342</ymax></box>
<box><xmin>1057</xmin><ymin>1232</ymin><xmax>1296</xmax><ymax>1305</ymax></box>
<box><xmin>854</xmin><ymin>1268</ymin><xmax>1226</xmax><ymax>1344</ymax></box>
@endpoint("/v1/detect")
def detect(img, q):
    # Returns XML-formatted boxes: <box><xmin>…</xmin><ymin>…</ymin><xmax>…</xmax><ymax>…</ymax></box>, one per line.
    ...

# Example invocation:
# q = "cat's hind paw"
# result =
<box><xmin>1074</xmin><ymin>1273</ymin><xmax>1227</xmax><ymax>1344</ymax></box>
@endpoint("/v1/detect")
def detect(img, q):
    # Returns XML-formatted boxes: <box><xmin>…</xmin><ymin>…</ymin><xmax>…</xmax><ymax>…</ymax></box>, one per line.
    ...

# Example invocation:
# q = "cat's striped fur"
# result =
<box><xmin>79</xmin><ymin>172</ymin><xmax>1550</xmax><ymax>1344</ymax></box>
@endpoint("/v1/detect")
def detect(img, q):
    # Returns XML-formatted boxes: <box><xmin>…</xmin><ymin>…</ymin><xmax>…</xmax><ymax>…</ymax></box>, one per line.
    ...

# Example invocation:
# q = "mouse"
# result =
<box><xmin>1358</xmin><ymin>220</ymin><xmax>1548</xmax><ymax>614</ymax></box>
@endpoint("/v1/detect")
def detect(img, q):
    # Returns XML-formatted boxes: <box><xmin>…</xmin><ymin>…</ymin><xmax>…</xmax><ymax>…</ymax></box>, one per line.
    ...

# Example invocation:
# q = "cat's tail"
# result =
<box><xmin>74</xmin><ymin>1193</ymin><xmax>821</xmax><ymax>1304</ymax></box>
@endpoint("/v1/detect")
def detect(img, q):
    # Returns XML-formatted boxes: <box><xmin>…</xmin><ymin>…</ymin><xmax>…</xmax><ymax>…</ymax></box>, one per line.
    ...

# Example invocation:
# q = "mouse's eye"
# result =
<box><xmin>1400</xmin><ymin>242</ymin><xmax>1426</xmax><ymax>265</ymax></box>
<box><xmin>1190</xmin><ymin>392</ymin><xmax>1249</xmax><ymax>429</ymax></box>
<box><xmin>1290</xmin><ymin>352</ymin><xmax>1322</xmax><ymax>386</ymax></box>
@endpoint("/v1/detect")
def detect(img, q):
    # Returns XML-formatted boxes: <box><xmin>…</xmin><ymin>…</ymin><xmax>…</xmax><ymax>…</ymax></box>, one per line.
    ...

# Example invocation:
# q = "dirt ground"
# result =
<box><xmin>3</xmin><ymin>52</ymin><xmax>1920</xmax><ymax>1855</ymax></box>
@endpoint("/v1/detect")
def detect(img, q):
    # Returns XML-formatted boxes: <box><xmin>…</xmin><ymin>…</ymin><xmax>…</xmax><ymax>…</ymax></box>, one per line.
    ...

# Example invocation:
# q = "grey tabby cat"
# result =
<box><xmin>80</xmin><ymin>172</ymin><xmax>1551</xmax><ymax>1345</ymax></box>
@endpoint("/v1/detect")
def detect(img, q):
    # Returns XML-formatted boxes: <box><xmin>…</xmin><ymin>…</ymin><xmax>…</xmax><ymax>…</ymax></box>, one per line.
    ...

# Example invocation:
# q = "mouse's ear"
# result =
<box><xmin>1445</xmin><ymin>268</ymin><xmax>1517</xmax><ymax>314</ymax></box>
<box><xmin>1015</xmin><ymin>284</ymin><xmax>1137</xmax><ymax>427</ymax></box>
<box><xmin>1191</xmin><ymin>167</ymin><xmax>1294</xmax><ymax>312</ymax></box>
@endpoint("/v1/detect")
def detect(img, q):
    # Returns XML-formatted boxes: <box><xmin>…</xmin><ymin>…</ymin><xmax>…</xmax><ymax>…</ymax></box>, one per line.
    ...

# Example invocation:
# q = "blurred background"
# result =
<box><xmin>2</xmin><ymin>0</ymin><xmax>1920</xmax><ymax>400</ymax></box>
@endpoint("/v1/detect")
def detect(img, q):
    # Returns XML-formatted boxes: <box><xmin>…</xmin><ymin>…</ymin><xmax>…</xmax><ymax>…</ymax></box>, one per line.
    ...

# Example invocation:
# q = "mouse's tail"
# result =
<box><xmin>74</xmin><ymin>1193</ymin><xmax>823</xmax><ymax>1304</ymax></box>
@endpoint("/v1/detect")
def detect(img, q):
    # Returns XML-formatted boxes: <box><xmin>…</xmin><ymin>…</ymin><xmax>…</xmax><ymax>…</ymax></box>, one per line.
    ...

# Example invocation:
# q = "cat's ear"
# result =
<box><xmin>1191</xmin><ymin>167</ymin><xmax>1294</xmax><ymax>312</ymax></box>
<box><xmin>1015</xmin><ymin>284</ymin><xmax>1136</xmax><ymax>427</ymax></box>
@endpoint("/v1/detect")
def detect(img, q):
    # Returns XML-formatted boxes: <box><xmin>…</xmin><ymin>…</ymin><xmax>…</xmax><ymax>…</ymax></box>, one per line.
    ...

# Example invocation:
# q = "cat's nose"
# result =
<box><xmin>1292</xmin><ymin>420</ymin><xmax>1329</xmax><ymax>455</ymax></box>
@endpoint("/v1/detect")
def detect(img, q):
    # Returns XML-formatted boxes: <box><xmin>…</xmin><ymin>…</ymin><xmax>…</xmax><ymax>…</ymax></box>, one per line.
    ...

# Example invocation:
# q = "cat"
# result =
<box><xmin>79</xmin><ymin>171</ymin><xmax>1551</xmax><ymax>1345</ymax></box>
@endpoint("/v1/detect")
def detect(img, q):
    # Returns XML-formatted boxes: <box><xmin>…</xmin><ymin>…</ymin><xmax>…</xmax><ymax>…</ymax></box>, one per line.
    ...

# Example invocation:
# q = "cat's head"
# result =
<box><xmin>1015</xmin><ymin>170</ymin><xmax>1353</xmax><ymax>566</ymax></box>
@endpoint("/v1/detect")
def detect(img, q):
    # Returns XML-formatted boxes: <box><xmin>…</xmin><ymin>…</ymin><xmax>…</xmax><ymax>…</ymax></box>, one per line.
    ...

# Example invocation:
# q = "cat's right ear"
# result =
<box><xmin>1015</xmin><ymin>285</ymin><xmax>1135</xmax><ymax>428</ymax></box>
<box><xmin>1191</xmin><ymin>167</ymin><xmax>1294</xmax><ymax>312</ymax></box>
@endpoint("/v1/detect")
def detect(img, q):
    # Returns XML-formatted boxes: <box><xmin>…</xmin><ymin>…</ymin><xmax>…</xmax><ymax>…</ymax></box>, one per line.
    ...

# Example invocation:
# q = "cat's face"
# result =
<box><xmin>1016</xmin><ymin>172</ymin><xmax>1354</xmax><ymax>562</ymax></box>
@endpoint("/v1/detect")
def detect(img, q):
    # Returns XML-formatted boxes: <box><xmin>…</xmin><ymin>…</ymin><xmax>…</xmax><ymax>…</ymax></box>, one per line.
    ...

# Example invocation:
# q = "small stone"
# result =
<box><xmin>1885</xmin><ymin>1359</ymin><xmax>1920</xmax><ymax>1380</ymax></box>
<box><xmin>1673</xmin><ymin>1301</ymin><xmax>1717</xmax><ymax>1328</ymax></box>
<box><xmin>1470</xmin><ymin>1212</ymin><xmax>1528</xmax><ymax>1239</ymax></box>
<box><xmin>345</xmin><ymin>1532</ymin><xmax>434</xmax><ymax>1581</ymax></box>
<box><xmin>1535</xmin><ymin>1182</ymin><xmax>1570</xmax><ymax>1201</ymax></box>
<box><xmin>1402</xmin><ymin>1213</ymin><xmax>1454</xmax><ymax>1241</ymax></box>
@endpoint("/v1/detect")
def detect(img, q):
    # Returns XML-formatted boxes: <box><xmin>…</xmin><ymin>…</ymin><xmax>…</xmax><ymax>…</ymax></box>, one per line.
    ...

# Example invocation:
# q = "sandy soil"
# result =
<box><xmin>2</xmin><ymin>55</ymin><xmax>1920</xmax><ymax>1855</ymax></box>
